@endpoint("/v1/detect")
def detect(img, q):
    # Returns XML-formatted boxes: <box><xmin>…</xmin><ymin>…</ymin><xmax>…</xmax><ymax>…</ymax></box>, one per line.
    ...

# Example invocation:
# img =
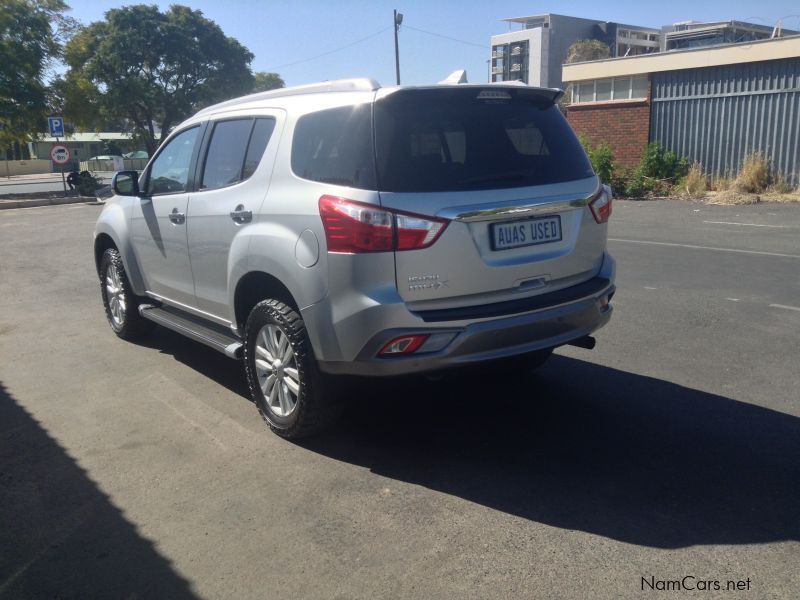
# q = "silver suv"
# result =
<box><xmin>94</xmin><ymin>78</ymin><xmax>615</xmax><ymax>438</ymax></box>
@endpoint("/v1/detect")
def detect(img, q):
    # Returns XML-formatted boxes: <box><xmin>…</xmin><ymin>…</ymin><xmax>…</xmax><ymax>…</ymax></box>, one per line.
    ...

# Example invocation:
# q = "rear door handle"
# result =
<box><xmin>169</xmin><ymin>208</ymin><xmax>185</xmax><ymax>224</ymax></box>
<box><xmin>230</xmin><ymin>204</ymin><xmax>252</xmax><ymax>224</ymax></box>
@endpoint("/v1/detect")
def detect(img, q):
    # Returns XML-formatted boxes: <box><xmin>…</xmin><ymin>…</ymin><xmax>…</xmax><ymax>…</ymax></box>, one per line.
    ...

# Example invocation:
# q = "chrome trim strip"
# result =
<box><xmin>443</xmin><ymin>184</ymin><xmax>603</xmax><ymax>223</ymax></box>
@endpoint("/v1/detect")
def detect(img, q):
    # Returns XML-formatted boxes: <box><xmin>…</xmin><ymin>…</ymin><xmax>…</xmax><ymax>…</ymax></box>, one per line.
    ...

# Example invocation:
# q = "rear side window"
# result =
<box><xmin>374</xmin><ymin>88</ymin><xmax>594</xmax><ymax>192</ymax></box>
<box><xmin>201</xmin><ymin>117</ymin><xmax>276</xmax><ymax>190</ymax></box>
<box><xmin>242</xmin><ymin>118</ymin><xmax>276</xmax><ymax>179</ymax></box>
<box><xmin>291</xmin><ymin>105</ymin><xmax>376</xmax><ymax>189</ymax></box>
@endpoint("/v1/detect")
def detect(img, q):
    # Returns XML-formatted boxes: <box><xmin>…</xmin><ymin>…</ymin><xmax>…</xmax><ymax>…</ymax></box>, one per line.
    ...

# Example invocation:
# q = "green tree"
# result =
<box><xmin>0</xmin><ymin>0</ymin><xmax>75</xmax><ymax>155</ymax></box>
<box><xmin>253</xmin><ymin>72</ymin><xmax>285</xmax><ymax>93</ymax></box>
<box><xmin>64</xmin><ymin>4</ymin><xmax>255</xmax><ymax>155</ymax></box>
<box><xmin>566</xmin><ymin>39</ymin><xmax>611</xmax><ymax>64</ymax></box>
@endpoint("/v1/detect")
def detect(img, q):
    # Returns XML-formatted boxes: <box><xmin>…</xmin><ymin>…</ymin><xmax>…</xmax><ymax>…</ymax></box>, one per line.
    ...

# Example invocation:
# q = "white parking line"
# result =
<box><xmin>609</xmin><ymin>238</ymin><xmax>800</xmax><ymax>260</ymax></box>
<box><xmin>702</xmin><ymin>220</ymin><xmax>787</xmax><ymax>228</ymax></box>
<box><xmin>726</xmin><ymin>298</ymin><xmax>740</xmax><ymax>302</ymax></box>
<box><xmin>769</xmin><ymin>303</ymin><xmax>800</xmax><ymax>312</ymax></box>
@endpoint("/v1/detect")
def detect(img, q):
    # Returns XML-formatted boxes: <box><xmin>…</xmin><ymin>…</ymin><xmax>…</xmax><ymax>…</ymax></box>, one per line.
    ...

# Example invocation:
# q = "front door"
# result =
<box><xmin>131</xmin><ymin>125</ymin><xmax>202</xmax><ymax>307</ymax></box>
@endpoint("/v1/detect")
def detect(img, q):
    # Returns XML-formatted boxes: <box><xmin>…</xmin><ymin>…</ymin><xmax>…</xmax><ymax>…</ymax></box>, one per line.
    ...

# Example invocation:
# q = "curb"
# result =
<box><xmin>0</xmin><ymin>196</ymin><xmax>100</xmax><ymax>210</ymax></box>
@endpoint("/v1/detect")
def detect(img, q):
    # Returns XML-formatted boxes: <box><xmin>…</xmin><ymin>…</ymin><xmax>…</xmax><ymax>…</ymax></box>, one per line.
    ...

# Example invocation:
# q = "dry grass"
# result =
<box><xmin>732</xmin><ymin>153</ymin><xmax>770</xmax><ymax>193</ymax></box>
<box><xmin>766</xmin><ymin>173</ymin><xmax>794</xmax><ymax>194</ymax></box>
<box><xmin>675</xmin><ymin>162</ymin><xmax>707</xmax><ymax>198</ymax></box>
<box><xmin>760</xmin><ymin>191</ymin><xmax>800</xmax><ymax>203</ymax></box>
<box><xmin>705</xmin><ymin>191</ymin><xmax>761</xmax><ymax>205</ymax></box>
<box><xmin>710</xmin><ymin>176</ymin><xmax>732</xmax><ymax>191</ymax></box>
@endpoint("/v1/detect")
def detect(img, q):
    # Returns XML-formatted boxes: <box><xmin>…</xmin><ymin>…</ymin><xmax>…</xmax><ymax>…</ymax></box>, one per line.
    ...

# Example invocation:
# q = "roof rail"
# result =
<box><xmin>196</xmin><ymin>78</ymin><xmax>381</xmax><ymax>116</ymax></box>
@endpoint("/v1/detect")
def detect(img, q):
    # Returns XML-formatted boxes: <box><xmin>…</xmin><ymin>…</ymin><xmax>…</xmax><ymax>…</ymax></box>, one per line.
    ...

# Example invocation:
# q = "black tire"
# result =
<box><xmin>99</xmin><ymin>248</ymin><xmax>154</xmax><ymax>340</ymax></box>
<box><xmin>244</xmin><ymin>299</ymin><xmax>341</xmax><ymax>439</ymax></box>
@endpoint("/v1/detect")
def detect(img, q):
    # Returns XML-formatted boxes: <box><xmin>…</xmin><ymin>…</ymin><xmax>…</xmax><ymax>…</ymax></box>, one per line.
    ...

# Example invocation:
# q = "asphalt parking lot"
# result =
<box><xmin>1</xmin><ymin>199</ymin><xmax>798</xmax><ymax>599</ymax></box>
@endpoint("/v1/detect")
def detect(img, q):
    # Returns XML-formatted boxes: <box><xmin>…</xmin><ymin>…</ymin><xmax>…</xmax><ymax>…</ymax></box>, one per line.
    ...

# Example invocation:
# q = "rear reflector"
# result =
<box><xmin>319</xmin><ymin>196</ymin><xmax>448</xmax><ymax>253</ymax></box>
<box><xmin>378</xmin><ymin>334</ymin><xmax>430</xmax><ymax>357</ymax></box>
<box><xmin>589</xmin><ymin>186</ymin><xmax>612</xmax><ymax>224</ymax></box>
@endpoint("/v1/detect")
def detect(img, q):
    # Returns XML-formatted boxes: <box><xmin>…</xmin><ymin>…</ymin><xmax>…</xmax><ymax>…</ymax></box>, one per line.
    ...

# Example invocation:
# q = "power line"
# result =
<box><xmin>266</xmin><ymin>27</ymin><xmax>392</xmax><ymax>70</ymax></box>
<box><xmin>403</xmin><ymin>25</ymin><xmax>486</xmax><ymax>50</ymax></box>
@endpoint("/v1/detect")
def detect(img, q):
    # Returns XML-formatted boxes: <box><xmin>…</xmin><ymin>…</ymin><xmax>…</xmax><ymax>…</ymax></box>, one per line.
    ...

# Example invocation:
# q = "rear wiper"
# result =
<box><xmin>458</xmin><ymin>171</ymin><xmax>530</xmax><ymax>186</ymax></box>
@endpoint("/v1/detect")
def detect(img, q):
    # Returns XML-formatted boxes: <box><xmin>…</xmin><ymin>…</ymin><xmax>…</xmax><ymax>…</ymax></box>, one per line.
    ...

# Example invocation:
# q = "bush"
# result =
<box><xmin>766</xmin><ymin>173</ymin><xmax>793</xmax><ymax>194</ymax></box>
<box><xmin>711</xmin><ymin>176</ymin><xmax>732</xmax><ymax>191</ymax></box>
<box><xmin>676</xmin><ymin>162</ymin><xmax>707</xmax><ymax>198</ymax></box>
<box><xmin>624</xmin><ymin>142</ymin><xmax>689</xmax><ymax>197</ymax></box>
<box><xmin>579</xmin><ymin>136</ymin><xmax>615</xmax><ymax>184</ymax></box>
<box><xmin>732</xmin><ymin>153</ymin><xmax>770</xmax><ymax>193</ymax></box>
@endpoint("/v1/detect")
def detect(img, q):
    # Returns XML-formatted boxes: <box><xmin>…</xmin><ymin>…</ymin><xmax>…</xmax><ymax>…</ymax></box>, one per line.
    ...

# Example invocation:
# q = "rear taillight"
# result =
<box><xmin>319</xmin><ymin>195</ymin><xmax>448</xmax><ymax>254</ymax></box>
<box><xmin>589</xmin><ymin>186</ymin><xmax>612</xmax><ymax>224</ymax></box>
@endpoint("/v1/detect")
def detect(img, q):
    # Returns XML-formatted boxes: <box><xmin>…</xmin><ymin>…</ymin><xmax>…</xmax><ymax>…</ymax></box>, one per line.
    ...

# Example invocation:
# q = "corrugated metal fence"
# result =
<box><xmin>650</xmin><ymin>57</ymin><xmax>800</xmax><ymax>184</ymax></box>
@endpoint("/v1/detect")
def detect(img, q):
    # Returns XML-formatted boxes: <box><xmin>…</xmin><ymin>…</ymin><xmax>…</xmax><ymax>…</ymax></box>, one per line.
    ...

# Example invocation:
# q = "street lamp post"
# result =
<box><xmin>394</xmin><ymin>10</ymin><xmax>403</xmax><ymax>85</ymax></box>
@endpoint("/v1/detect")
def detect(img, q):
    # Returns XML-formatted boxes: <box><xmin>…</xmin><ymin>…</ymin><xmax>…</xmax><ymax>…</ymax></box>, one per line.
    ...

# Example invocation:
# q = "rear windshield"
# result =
<box><xmin>374</xmin><ymin>88</ymin><xmax>593</xmax><ymax>192</ymax></box>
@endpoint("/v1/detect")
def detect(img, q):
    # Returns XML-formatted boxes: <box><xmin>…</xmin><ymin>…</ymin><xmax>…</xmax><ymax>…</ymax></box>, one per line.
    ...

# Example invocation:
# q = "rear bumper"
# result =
<box><xmin>308</xmin><ymin>270</ymin><xmax>615</xmax><ymax>377</ymax></box>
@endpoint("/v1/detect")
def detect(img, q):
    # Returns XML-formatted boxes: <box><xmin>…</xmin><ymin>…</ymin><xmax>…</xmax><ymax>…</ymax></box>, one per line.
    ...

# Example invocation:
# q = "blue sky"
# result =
<box><xmin>66</xmin><ymin>0</ymin><xmax>800</xmax><ymax>87</ymax></box>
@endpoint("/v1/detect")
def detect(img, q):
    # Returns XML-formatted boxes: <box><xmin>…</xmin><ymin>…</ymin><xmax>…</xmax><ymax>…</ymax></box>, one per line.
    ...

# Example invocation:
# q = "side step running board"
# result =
<box><xmin>139</xmin><ymin>305</ymin><xmax>243</xmax><ymax>359</ymax></box>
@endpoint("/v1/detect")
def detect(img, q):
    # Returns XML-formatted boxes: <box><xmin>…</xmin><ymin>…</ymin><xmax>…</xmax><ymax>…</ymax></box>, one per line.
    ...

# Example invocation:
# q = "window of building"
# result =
<box><xmin>572</xmin><ymin>75</ymin><xmax>649</xmax><ymax>103</ymax></box>
<box><xmin>596</xmin><ymin>79</ymin><xmax>612</xmax><ymax>101</ymax></box>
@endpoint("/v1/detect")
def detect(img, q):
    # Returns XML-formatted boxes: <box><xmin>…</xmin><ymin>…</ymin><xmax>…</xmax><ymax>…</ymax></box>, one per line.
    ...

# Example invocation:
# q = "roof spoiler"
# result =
<box><xmin>436</xmin><ymin>69</ymin><xmax>563</xmax><ymax>104</ymax></box>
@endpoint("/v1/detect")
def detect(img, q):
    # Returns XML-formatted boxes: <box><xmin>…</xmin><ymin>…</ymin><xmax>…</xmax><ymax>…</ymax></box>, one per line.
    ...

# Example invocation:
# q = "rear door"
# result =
<box><xmin>187</xmin><ymin>114</ymin><xmax>282</xmax><ymax>319</ymax></box>
<box><xmin>374</xmin><ymin>87</ymin><xmax>606</xmax><ymax>307</ymax></box>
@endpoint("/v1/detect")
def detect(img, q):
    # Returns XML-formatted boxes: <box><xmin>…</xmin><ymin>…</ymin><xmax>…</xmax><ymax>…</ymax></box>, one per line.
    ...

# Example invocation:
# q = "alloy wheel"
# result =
<box><xmin>254</xmin><ymin>324</ymin><xmax>300</xmax><ymax>417</ymax></box>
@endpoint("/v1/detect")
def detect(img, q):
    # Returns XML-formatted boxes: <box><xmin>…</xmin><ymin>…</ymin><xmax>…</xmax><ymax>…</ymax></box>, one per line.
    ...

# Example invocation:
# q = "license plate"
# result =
<box><xmin>490</xmin><ymin>215</ymin><xmax>562</xmax><ymax>251</ymax></box>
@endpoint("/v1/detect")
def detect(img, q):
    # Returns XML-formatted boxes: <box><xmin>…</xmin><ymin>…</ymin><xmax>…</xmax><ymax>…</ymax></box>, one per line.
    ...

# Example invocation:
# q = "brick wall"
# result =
<box><xmin>567</xmin><ymin>100</ymin><xmax>651</xmax><ymax>169</ymax></box>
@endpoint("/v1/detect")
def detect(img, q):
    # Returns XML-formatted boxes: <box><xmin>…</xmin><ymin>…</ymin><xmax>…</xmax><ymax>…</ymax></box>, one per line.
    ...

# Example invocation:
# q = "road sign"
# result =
<box><xmin>48</xmin><ymin>117</ymin><xmax>65</xmax><ymax>138</ymax></box>
<box><xmin>50</xmin><ymin>144</ymin><xmax>71</xmax><ymax>165</ymax></box>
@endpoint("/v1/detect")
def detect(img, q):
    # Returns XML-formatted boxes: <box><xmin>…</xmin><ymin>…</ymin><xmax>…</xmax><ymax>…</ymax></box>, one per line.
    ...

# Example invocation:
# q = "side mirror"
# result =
<box><xmin>112</xmin><ymin>171</ymin><xmax>141</xmax><ymax>196</ymax></box>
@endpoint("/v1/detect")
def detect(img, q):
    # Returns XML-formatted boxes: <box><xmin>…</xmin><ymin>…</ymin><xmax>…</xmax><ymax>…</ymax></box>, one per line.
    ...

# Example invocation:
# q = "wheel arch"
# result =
<box><xmin>234</xmin><ymin>271</ymin><xmax>300</xmax><ymax>332</ymax></box>
<box><xmin>94</xmin><ymin>233</ymin><xmax>117</xmax><ymax>276</ymax></box>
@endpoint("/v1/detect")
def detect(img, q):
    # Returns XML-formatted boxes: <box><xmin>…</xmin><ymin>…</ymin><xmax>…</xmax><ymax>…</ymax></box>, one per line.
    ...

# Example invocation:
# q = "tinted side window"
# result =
<box><xmin>291</xmin><ymin>105</ymin><xmax>376</xmax><ymax>190</ymax></box>
<box><xmin>148</xmin><ymin>127</ymin><xmax>199</xmax><ymax>195</ymax></box>
<box><xmin>242</xmin><ymin>118</ymin><xmax>276</xmax><ymax>179</ymax></box>
<box><xmin>201</xmin><ymin>119</ymin><xmax>253</xmax><ymax>190</ymax></box>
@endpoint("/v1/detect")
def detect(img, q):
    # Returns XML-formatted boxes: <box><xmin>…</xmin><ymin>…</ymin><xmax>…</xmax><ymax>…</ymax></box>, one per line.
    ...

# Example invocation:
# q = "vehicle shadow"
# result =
<box><xmin>135</xmin><ymin>327</ymin><xmax>250</xmax><ymax>398</ymax></box>
<box><xmin>300</xmin><ymin>354</ymin><xmax>800</xmax><ymax>549</ymax></box>
<box><xmin>131</xmin><ymin>331</ymin><xmax>800</xmax><ymax>549</ymax></box>
<box><xmin>0</xmin><ymin>381</ymin><xmax>198</xmax><ymax>599</ymax></box>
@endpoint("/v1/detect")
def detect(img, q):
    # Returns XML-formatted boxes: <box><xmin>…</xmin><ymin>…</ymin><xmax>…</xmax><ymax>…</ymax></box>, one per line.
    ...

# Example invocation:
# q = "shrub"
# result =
<box><xmin>579</xmin><ymin>136</ymin><xmax>615</xmax><ymax>184</ymax></box>
<box><xmin>676</xmin><ymin>162</ymin><xmax>707</xmax><ymax>198</ymax></box>
<box><xmin>732</xmin><ymin>153</ymin><xmax>770</xmax><ymax>193</ymax></box>
<box><xmin>625</xmin><ymin>142</ymin><xmax>689</xmax><ymax>197</ymax></box>
<box><xmin>610</xmin><ymin>169</ymin><xmax>631</xmax><ymax>198</ymax></box>
<box><xmin>766</xmin><ymin>173</ymin><xmax>793</xmax><ymax>194</ymax></box>
<box><xmin>711</xmin><ymin>176</ymin><xmax>732</xmax><ymax>191</ymax></box>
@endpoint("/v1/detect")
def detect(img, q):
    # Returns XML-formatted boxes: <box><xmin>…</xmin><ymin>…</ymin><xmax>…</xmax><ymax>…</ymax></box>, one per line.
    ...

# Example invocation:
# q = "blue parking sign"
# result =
<box><xmin>48</xmin><ymin>117</ymin><xmax>65</xmax><ymax>137</ymax></box>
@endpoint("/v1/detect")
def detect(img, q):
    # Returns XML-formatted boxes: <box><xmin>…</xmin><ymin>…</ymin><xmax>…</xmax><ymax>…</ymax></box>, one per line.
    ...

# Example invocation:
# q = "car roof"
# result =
<box><xmin>175</xmin><ymin>77</ymin><xmax>564</xmax><ymax>132</ymax></box>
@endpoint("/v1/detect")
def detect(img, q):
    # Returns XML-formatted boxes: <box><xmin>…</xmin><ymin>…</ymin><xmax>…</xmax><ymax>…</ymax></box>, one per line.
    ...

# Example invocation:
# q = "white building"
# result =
<box><xmin>490</xmin><ymin>14</ymin><xmax>659</xmax><ymax>89</ymax></box>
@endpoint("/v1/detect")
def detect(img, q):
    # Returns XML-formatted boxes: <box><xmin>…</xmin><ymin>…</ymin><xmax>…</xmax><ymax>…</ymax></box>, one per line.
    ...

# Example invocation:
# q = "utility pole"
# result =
<box><xmin>394</xmin><ymin>9</ymin><xmax>403</xmax><ymax>85</ymax></box>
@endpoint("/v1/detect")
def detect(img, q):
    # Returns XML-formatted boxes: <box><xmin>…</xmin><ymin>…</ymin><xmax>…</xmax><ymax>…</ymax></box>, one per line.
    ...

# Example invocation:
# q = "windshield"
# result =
<box><xmin>374</xmin><ymin>88</ymin><xmax>594</xmax><ymax>193</ymax></box>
